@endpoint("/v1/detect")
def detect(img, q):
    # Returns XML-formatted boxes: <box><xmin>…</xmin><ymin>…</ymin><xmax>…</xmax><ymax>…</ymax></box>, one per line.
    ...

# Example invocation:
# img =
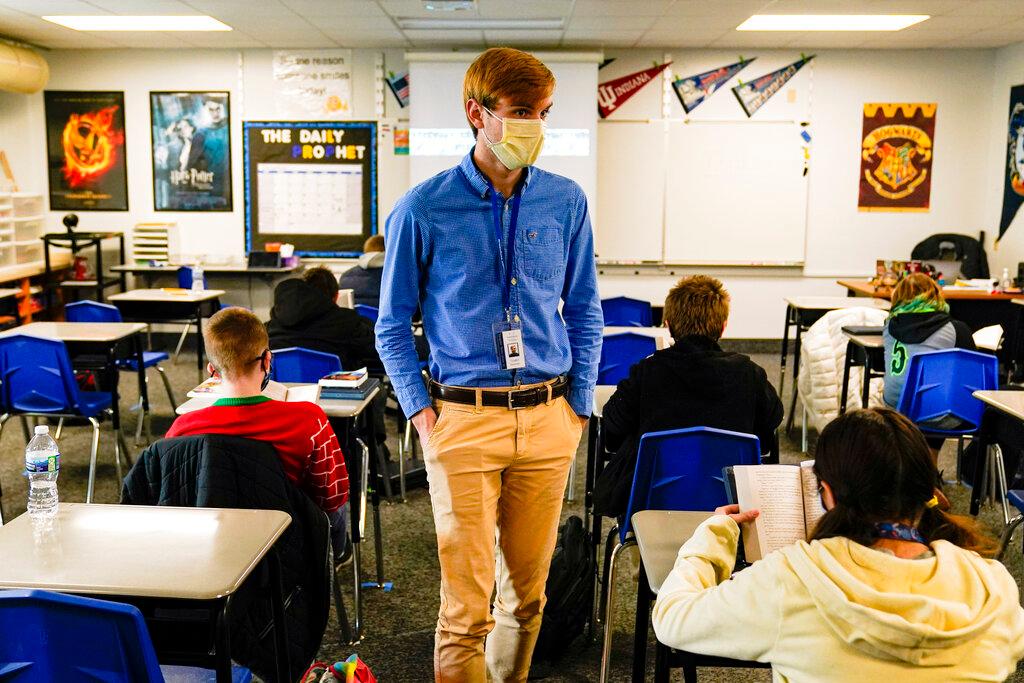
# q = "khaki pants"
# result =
<box><xmin>424</xmin><ymin>388</ymin><xmax>583</xmax><ymax>683</ymax></box>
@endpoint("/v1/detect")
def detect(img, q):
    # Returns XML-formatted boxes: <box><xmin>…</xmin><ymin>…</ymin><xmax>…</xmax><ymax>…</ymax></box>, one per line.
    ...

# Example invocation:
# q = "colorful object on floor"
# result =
<box><xmin>672</xmin><ymin>58</ymin><xmax>754</xmax><ymax>113</ymax></box>
<box><xmin>333</xmin><ymin>655</ymin><xmax>377</xmax><ymax>682</ymax></box>
<box><xmin>731</xmin><ymin>55</ymin><xmax>814</xmax><ymax>117</ymax></box>
<box><xmin>858</xmin><ymin>102</ymin><xmax>937</xmax><ymax>212</ymax></box>
<box><xmin>597</xmin><ymin>62</ymin><xmax>671</xmax><ymax>119</ymax></box>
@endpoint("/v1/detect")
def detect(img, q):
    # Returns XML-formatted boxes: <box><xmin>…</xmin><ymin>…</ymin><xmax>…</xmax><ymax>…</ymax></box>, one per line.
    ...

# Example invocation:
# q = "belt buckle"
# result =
<box><xmin>508</xmin><ymin>389</ymin><xmax>528</xmax><ymax>410</ymax></box>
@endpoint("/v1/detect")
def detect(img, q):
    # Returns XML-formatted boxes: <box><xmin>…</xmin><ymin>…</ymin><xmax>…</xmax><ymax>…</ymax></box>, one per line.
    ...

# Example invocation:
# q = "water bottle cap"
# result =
<box><xmin>34</xmin><ymin>425</ymin><xmax>49</xmax><ymax>435</ymax></box>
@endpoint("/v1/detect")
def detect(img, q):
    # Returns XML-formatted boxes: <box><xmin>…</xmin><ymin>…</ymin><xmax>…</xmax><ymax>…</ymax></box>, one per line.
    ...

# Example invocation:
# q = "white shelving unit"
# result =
<box><xmin>0</xmin><ymin>192</ymin><xmax>48</xmax><ymax>275</ymax></box>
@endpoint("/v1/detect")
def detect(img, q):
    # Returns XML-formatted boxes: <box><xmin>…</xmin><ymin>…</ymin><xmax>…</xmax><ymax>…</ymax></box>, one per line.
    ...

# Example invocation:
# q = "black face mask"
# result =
<box><xmin>260</xmin><ymin>351</ymin><xmax>271</xmax><ymax>391</ymax></box>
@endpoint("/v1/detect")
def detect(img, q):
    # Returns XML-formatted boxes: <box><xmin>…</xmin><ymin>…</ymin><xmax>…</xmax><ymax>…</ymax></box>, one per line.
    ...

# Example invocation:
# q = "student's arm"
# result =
<box><xmin>601</xmin><ymin>363</ymin><xmax>643</xmax><ymax>453</ymax></box>
<box><xmin>953</xmin><ymin>320</ymin><xmax>977</xmax><ymax>351</ymax></box>
<box><xmin>561</xmin><ymin>189</ymin><xmax>603</xmax><ymax>418</ymax></box>
<box><xmin>376</xmin><ymin>194</ymin><xmax>431</xmax><ymax>418</ymax></box>
<box><xmin>652</xmin><ymin>515</ymin><xmax>783</xmax><ymax>662</ymax></box>
<box><xmin>304</xmin><ymin>412</ymin><xmax>349</xmax><ymax>512</ymax></box>
<box><xmin>753</xmin><ymin>365</ymin><xmax>784</xmax><ymax>454</ymax></box>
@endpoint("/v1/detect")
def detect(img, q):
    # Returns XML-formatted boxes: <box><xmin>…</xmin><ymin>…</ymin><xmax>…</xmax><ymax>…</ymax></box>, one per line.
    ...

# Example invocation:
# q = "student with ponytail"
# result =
<box><xmin>651</xmin><ymin>408</ymin><xmax>1024</xmax><ymax>682</ymax></box>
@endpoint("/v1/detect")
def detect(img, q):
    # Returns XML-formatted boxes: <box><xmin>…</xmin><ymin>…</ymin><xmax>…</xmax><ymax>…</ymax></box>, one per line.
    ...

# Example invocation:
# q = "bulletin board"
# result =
<box><xmin>243</xmin><ymin>121</ymin><xmax>377</xmax><ymax>257</ymax></box>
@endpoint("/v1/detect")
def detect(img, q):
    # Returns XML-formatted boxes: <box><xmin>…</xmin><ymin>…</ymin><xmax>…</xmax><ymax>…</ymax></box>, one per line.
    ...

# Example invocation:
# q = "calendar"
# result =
<box><xmin>256</xmin><ymin>163</ymin><xmax>363</xmax><ymax>235</ymax></box>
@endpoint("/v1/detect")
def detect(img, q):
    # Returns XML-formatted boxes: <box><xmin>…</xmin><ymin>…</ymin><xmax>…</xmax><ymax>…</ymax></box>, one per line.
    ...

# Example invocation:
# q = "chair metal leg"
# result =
<box><xmin>156</xmin><ymin>364</ymin><xmax>177</xmax><ymax>410</ymax></box>
<box><xmin>85</xmin><ymin>417</ymin><xmax>101</xmax><ymax>504</ymax></box>
<box><xmin>19</xmin><ymin>416</ymin><xmax>29</xmax><ymax>444</ymax></box>
<box><xmin>801</xmin><ymin>404</ymin><xmax>808</xmax><ymax>453</ymax></box>
<box><xmin>566</xmin><ymin>457</ymin><xmax>577</xmax><ymax>502</ymax></box>
<box><xmin>134</xmin><ymin>408</ymin><xmax>146</xmax><ymax>446</ymax></box>
<box><xmin>956</xmin><ymin>435</ymin><xmax>965</xmax><ymax>484</ymax></box>
<box><xmin>599</xmin><ymin>538</ymin><xmax>636</xmax><ymax>683</ymax></box>
<box><xmin>0</xmin><ymin>414</ymin><xmax>8</xmax><ymax>526</ymax></box>
<box><xmin>597</xmin><ymin>523</ymin><xmax>619</xmax><ymax>625</ymax></box>
<box><xmin>998</xmin><ymin>514</ymin><xmax>1024</xmax><ymax>561</ymax></box>
<box><xmin>112</xmin><ymin>428</ymin><xmax>124</xmax><ymax>485</ymax></box>
<box><xmin>993</xmin><ymin>444</ymin><xmax>1012</xmax><ymax>526</ymax></box>
<box><xmin>172</xmin><ymin>324</ymin><xmax>190</xmax><ymax>363</ymax></box>
<box><xmin>54</xmin><ymin>418</ymin><xmax>64</xmax><ymax>441</ymax></box>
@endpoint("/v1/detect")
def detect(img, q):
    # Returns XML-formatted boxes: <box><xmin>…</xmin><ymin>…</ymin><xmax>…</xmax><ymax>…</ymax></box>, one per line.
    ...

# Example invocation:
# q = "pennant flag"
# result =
<box><xmin>597</xmin><ymin>62</ymin><xmax>671</xmax><ymax>119</ymax></box>
<box><xmin>599</xmin><ymin>57</ymin><xmax>616</xmax><ymax>70</ymax></box>
<box><xmin>672</xmin><ymin>58</ymin><xmax>754</xmax><ymax>113</ymax></box>
<box><xmin>386</xmin><ymin>70</ymin><xmax>410</xmax><ymax>108</ymax></box>
<box><xmin>858</xmin><ymin>103</ymin><xmax>937</xmax><ymax>212</ymax></box>
<box><xmin>999</xmin><ymin>84</ymin><xmax>1024</xmax><ymax>240</ymax></box>
<box><xmin>731</xmin><ymin>55</ymin><xmax>814</xmax><ymax>117</ymax></box>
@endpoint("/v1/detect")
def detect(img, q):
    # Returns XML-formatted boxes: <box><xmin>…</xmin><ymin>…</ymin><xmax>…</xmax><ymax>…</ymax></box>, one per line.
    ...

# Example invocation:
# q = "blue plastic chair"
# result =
<box><xmin>601</xmin><ymin>296</ymin><xmax>653</xmax><ymax>327</ymax></box>
<box><xmin>597</xmin><ymin>332</ymin><xmax>657</xmax><ymax>385</ymax></box>
<box><xmin>355</xmin><ymin>304</ymin><xmax>379</xmax><ymax>324</ymax></box>
<box><xmin>66</xmin><ymin>301</ymin><xmax>177</xmax><ymax>442</ymax></box>
<box><xmin>0</xmin><ymin>334</ymin><xmax>122</xmax><ymax>503</ymax></box>
<box><xmin>270</xmin><ymin>346</ymin><xmax>342</xmax><ymax>384</ymax></box>
<box><xmin>895</xmin><ymin>348</ymin><xmax>999</xmax><ymax>481</ymax></box>
<box><xmin>599</xmin><ymin>427</ymin><xmax>762</xmax><ymax>682</ymax></box>
<box><xmin>0</xmin><ymin>589</ymin><xmax>252</xmax><ymax>683</ymax></box>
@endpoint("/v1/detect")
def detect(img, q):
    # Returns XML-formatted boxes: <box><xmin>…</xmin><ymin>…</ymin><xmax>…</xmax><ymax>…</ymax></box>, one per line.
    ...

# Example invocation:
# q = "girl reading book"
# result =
<box><xmin>651</xmin><ymin>408</ymin><xmax>1024</xmax><ymax>682</ymax></box>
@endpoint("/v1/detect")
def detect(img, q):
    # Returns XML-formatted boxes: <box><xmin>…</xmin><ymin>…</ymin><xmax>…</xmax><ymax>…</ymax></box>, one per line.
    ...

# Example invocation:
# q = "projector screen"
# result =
<box><xmin>407</xmin><ymin>52</ymin><xmax>600</xmax><ymax>216</ymax></box>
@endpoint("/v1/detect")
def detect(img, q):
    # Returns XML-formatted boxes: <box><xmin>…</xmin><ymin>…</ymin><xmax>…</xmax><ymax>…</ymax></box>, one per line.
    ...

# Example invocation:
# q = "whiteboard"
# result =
<box><xmin>595</xmin><ymin>119</ymin><xmax>808</xmax><ymax>265</ymax></box>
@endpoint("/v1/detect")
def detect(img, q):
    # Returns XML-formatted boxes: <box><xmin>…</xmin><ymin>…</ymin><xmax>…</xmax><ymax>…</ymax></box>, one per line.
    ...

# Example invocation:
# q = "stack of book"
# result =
<box><xmin>318</xmin><ymin>367</ymin><xmax>379</xmax><ymax>401</ymax></box>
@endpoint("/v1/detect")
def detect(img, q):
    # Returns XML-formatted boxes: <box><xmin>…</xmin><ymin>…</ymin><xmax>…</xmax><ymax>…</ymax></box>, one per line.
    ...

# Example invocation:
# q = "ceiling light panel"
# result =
<box><xmin>41</xmin><ymin>15</ymin><xmax>233</xmax><ymax>31</ymax></box>
<box><xmin>736</xmin><ymin>14</ymin><xmax>929</xmax><ymax>31</ymax></box>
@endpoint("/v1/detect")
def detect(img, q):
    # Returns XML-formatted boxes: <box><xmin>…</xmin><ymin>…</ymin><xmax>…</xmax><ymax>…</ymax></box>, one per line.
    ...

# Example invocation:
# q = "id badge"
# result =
<box><xmin>492</xmin><ymin>320</ymin><xmax>526</xmax><ymax>370</ymax></box>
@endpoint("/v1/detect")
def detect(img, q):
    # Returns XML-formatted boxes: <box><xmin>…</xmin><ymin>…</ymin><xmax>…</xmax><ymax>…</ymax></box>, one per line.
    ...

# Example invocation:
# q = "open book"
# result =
<box><xmin>186</xmin><ymin>377</ymin><xmax>290</xmax><ymax>402</ymax></box>
<box><xmin>734</xmin><ymin>461</ymin><xmax>826</xmax><ymax>562</ymax></box>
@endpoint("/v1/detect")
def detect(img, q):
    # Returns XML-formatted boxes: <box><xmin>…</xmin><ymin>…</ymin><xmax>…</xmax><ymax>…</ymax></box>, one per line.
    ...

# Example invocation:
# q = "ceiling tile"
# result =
<box><xmin>280</xmin><ymin>0</ymin><xmax>387</xmax><ymax>17</ymax></box>
<box><xmin>309</xmin><ymin>16</ymin><xmax>396</xmax><ymax>29</ymax></box>
<box><xmin>379</xmin><ymin>0</ymin><xmax>477</xmax><ymax>19</ymax></box>
<box><xmin>638</xmin><ymin>27</ymin><xmax>734</xmax><ymax>46</ymax></box>
<box><xmin>404</xmin><ymin>27</ymin><xmax>484</xmax><ymax>45</ymax></box>
<box><xmin>82</xmin><ymin>0</ymin><xmax>195</xmax><ymax>12</ymax></box>
<box><xmin>178</xmin><ymin>30</ymin><xmax>268</xmax><ymax>47</ymax></box>
<box><xmin>709</xmin><ymin>31</ymin><xmax>806</xmax><ymax>48</ymax></box>
<box><xmin>570</xmin><ymin>0</ymin><xmax>676</xmax><ymax>18</ymax></box>
<box><xmin>482</xmin><ymin>29</ymin><xmax>563</xmax><ymax>43</ymax></box>
<box><xmin>566</xmin><ymin>15</ymin><xmax>657</xmax><ymax>30</ymax></box>
<box><xmin>946</xmin><ymin>0</ymin><xmax>1024</xmax><ymax>17</ymax></box>
<box><xmin>661</xmin><ymin>0</ymin><xmax>769</xmax><ymax>17</ymax></box>
<box><xmin>184</xmin><ymin>0</ymin><xmax>293</xmax><ymax>18</ymax></box>
<box><xmin>478</xmin><ymin>0</ymin><xmax>571</xmax><ymax>19</ymax></box>
<box><xmin>0</xmin><ymin>0</ymin><xmax>103</xmax><ymax>12</ymax></box>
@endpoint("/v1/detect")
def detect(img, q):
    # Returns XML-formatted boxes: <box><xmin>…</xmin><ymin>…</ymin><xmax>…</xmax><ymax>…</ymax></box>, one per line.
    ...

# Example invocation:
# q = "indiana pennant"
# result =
<box><xmin>598</xmin><ymin>62</ymin><xmax>671</xmax><ymax>119</ymax></box>
<box><xmin>999</xmin><ymin>84</ymin><xmax>1024</xmax><ymax>240</ymax></box>
<box><xmin>673</xmin><ymin>58</ymin><xmax>754</xmax><ymax>113</ymax></box>
<box><xmin>732</xmin><ymin>55</ymin><xmax>814</xmax><ymax>117</ymax></box>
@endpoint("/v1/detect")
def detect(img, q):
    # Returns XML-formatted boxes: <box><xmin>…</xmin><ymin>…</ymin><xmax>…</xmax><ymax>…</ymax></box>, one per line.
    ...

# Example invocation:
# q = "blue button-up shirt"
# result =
<box><xmin>376</xmin><ymin>152</ymin><xmax>603</xmax><ymax>418</ymax></box>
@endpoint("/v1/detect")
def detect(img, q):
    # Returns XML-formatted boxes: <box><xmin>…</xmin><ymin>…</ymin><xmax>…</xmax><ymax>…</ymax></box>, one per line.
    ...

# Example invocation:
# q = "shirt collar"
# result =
<box><xmin>458</xmin><ymin>149</ymin><xmax>533</xmax><ymax>199</ymax></box>
<box><xmin>212</xmin><ymin>395</ymin><xmax>273</xmax><ymax>407</ymax></box>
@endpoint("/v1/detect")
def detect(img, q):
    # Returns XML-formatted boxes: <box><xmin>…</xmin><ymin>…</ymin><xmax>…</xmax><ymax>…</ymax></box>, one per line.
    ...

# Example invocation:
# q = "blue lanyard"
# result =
<box><xmin>487</xmin><ymin>181</ymin><xmax>522</xmax><ymax>320</ymax></box>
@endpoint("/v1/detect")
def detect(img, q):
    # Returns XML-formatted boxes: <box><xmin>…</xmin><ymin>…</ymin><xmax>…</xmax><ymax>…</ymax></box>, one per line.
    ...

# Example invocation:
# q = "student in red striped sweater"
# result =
<box><xmin>167</xmin><ymin>307</ymin><xmax>352</xmax><ymax>562</ymax></box>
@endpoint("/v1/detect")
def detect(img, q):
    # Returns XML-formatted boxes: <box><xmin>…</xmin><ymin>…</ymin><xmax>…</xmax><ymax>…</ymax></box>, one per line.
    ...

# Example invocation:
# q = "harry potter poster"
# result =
<box><xmin>150</xmin><ymin>91</ymin><xmax>232</xmax><ymax>211</ymax></box>
<box><xmin>44</xmin><ymin>91</ymin><xmax>128</xmax><ymax>211</ymax></box>
<box><xmin>858</xmin><ymin>102</ymin><xmax>936</xmax><ymax>212</ymax></box>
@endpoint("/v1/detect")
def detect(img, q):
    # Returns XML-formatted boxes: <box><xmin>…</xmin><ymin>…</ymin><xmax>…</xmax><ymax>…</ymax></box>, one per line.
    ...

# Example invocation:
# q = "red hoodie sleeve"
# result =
<box><xmin>303</xmin><ymin>411</ymin><xmax>350</xmax><ymax>512</ymax></box>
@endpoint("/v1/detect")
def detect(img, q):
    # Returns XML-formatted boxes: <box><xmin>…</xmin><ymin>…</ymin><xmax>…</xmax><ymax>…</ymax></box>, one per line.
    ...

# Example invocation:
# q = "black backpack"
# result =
<box><xmin>531</xmin><ymin>515</ymin><xmax>594</xmax><ymax>664</ymax></box>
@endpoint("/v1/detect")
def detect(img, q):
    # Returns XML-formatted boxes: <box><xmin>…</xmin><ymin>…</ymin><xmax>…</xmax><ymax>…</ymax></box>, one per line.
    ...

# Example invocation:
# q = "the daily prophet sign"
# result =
<box><xmin>243</xmin><ymin>121</ymin><xmax>377</xmax><ymax>257</ymax></box>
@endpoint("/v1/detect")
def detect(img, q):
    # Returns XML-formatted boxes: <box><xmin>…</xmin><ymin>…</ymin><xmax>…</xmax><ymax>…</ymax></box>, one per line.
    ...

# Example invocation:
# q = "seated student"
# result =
<box><xmin>883</xmin><ymin>272</ymin><xmax>975</xmax><ymax>408</ymax></box>
<box><xmin>267</xmin><ymin>266</ymin><xmax>380</xmax><ymax>370</ymax></box>
<box><xmin>651</xmin><ymin>408</ymin><xmax>1024</xmax><ymax>682</ymax></box>
<box><xmin>167</xmin><ymin>307</ymin><xmax>351</xmax><ymax>561</ymax></box>
<box><xmin>337</xmin><ymin>234</ymin><xmax>385</xmax><ymax>308</ymax></box>
<box><xmin>593</xmin><ymin>275</ymin><xmax>783</xmax><ymax>517</ymax></box>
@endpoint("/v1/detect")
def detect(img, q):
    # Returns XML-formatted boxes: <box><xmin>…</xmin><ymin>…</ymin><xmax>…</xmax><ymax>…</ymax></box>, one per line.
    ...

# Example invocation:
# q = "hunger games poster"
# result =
<box><xmin>44</xmin><ymin>91</ymin><xmax>128</xmax><ymax>211</ymax></box>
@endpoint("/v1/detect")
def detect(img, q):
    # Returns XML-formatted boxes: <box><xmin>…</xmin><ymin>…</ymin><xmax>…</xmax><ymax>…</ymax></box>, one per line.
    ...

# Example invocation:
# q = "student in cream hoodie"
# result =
<box><xmin>652</xmin><ymin>408</ymin><xmax>1024</xmax><ymax>682</ymax></box>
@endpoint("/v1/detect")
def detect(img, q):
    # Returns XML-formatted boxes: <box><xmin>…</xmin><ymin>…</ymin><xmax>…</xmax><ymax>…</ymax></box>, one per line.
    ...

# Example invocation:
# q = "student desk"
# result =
<box><xmin>780</xmin><ymin>296</ymin><xmax>890</xmax><ymax>433</ymax></box>
<box><xmin>0</xmin><ymin>321</ymin><xmax>149</xmax><ymax>492</ymax></box>
<box><xmin>839</xmin><ymin>330</ymin><xmax>885</xmax><ymax>415</ymax></box>
<box><xmin>109</xmin><ymin>288</ymin><xmax>224</xmax><ymax>382</ymax></box>
<box><xmin>969</xmin><ymin>390</ymin><xmax>1024</xmax><ymax>517</ymax></box>
<box><xmin>632</xmin><ymin>510</ymin><xmax>771</xmax><ymax>683</ymax></box>
<box><xmin>604</xmin><ymin>326</ymin><xmax>673</xmax><ymax>350</ymax></box>
<box><xmin>0</xmin><ymin>503</ymin><xmax>291</xmax><ymax>682</ymax></box>
<box><xmin>178</xmin><ymin>382</ymin><xmax>385</xmax><ymax>644</ymax></box>
<box><xmin>112</xmin><ymin>263</ymin><xmax>301</xmax><ymax>308</ymax></box>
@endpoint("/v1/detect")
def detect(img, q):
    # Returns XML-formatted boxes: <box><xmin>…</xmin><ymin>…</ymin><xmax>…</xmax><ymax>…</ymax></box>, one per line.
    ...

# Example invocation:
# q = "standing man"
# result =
<box><xmin>376</xmin><ymin>48</ymin><xmax>602</xmax><ymax>682</ymax></box>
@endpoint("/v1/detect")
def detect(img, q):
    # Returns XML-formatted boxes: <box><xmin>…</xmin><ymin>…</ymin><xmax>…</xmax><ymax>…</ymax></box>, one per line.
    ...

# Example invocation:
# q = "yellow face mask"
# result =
<box><xmin>480</xmin><ymin>106</ymin><xmax>546</xmax><ymax>170</ymax></box>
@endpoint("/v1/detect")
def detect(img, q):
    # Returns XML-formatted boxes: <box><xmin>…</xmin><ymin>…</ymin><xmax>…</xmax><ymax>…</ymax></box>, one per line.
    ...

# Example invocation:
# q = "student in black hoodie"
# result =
<box><xmin>266</xmin><ymin>266</ymin><xmax>380</xmax><ymax>371</ymax></box>
<box><xmin>593</xmin><ymin>275</ymin><xmax>783</xmax><ymax>517</ymax></box>
<box><xmin>883</xmin><ymin>273</ymin><xmax>974</xmax><ymax>408</ymax></box>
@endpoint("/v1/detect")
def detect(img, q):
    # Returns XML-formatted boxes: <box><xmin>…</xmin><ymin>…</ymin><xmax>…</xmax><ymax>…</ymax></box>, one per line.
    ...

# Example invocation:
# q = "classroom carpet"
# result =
<box><xmin>0</xmin><ymin>348</ymin><xmax>1022</xmax><ymax>682</ymax></box>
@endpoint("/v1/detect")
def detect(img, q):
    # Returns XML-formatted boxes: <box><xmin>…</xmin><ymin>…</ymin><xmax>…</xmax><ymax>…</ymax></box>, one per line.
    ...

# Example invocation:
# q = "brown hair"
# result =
<box><xmin>811</xmin><ymin>408</ymin><xmax>997</xmax><ymax>556</ymax></box>
<box><xmin>662</xmin><ymin>275</ymin><xmax>730</xmax><ymax>341</ymax></box>
<box><xmin>204</xmin><ymin>307</ymin><xmax>268</xmax><ymax>379</ymax></box>
<box><xmin>363</xmin><ymin>234</ymin><xmax>384</xmax><ymax>253</ymax></box>
<box><xmin>302</xmin><ymin>266</ymin><xmax>339</xmax><ymax>301</ymax></box>
<box><xmin>463</xmin><ymin>47</ymin><xmax>555</xmax><ymax>137</ymax></box>
<box><xmin>892</xmin><ymin>272</ymin><xmax>945</xmax><ymax>309</ymax></box>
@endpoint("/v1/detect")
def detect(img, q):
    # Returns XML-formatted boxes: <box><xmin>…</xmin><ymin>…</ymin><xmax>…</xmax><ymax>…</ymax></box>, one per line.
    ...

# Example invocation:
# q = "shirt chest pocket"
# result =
<box><xmin>519</xmin><ymin>226</ymin><xmax>564</xmax><ymax>281</ymax></box>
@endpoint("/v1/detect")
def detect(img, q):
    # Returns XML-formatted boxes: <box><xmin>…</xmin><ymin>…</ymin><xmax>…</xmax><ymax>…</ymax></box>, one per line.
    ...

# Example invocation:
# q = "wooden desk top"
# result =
<box><xmin>785</xmin><ymin>295</ymin><xmax>890</xmax><ymax>311</ymax></box>
<box><xmin>973</xmin><ymin>390</ymin><xmax>1024</xmax><ymax>421</ymax></box>
<box><xmin>176</xmin><ymin>382</ymin><xmax>380</xmax><ymax>419</ymax></box>
<box><xmin>0</xmin><ymin>503</ymin><xmax>290</xmax><ymax>600</ymax></box>
<box><xmin>839</xmin><ymin>279</ymin><xmax>1023</xmax><ymax>302</ymax></box>
<box><xmin>843</xmin><ymin>331</ymin><xmax>885</xmax><ymax>349</ymax></box>
<box><xmin>593</xmin><ymin>384</ymin><xmax>616</xmax><ymax>419</ymax></box>
<box><xmin>632</xmin><ymin>510</ymin><xmax>715</xmax><ymax>594</ymax></box>
<box><xmin>0</xmin><ymin>321</ymin><xmax>147</xmax><ymax>343</ymax></box>
<box><xmin>109</xmin><ymin>288</ymin><xmax>225</xmax><ymax>303</ymax></box>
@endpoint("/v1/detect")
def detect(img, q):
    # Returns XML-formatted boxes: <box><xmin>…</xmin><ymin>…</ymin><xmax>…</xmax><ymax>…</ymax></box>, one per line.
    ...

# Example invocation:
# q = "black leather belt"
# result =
<box><xmin>429</xmin><ymin>377</ymin><xmax>569</xmax><ymax>410</ymax></box>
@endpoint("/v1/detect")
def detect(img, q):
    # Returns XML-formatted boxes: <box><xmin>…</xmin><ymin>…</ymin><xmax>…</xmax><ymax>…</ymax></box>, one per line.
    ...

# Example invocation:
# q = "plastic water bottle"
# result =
<box><xmin>1001</xmin><ymin>267</ymin><xmax>1012</xmax><ymax>292</ymax></box>
<box><xmin>25</xmin><ymin>425</ymin><xmax>59</xmax><ymax>518</ymax></box>
<box><xmin>191</xmin><ymin>263</ymin><xmax>205</xmax><ymax>291</ymax></box>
